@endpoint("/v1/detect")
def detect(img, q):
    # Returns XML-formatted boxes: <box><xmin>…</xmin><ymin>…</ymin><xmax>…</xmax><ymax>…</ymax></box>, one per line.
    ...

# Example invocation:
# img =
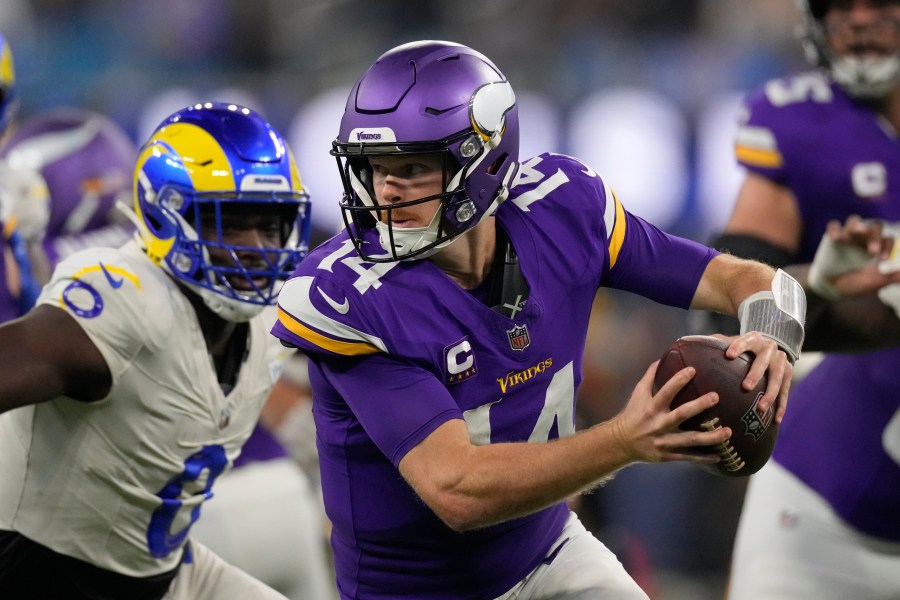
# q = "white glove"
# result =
<box><xmin>874</xmin><ymin>222</ymin><xmax>900</xmax><ymax>317</ymax></box>
<box><xmin>877</xmin><ymin>222</ymin><xmax>900</xmax><ymax>275</ymax></box>
<box><xmin>808</xmin><ymin>228</ymin><xmax>873</xmax><ymax>300</ymax></box>
<box><xmin>878</xmin><ymin>283</ymin><xmax>900</xmax><ymax>320</ymax></box>
<box><xmin>0</xmin><ymin>162</ymin><xmax>50</xmax><ymax>243</ymax></box>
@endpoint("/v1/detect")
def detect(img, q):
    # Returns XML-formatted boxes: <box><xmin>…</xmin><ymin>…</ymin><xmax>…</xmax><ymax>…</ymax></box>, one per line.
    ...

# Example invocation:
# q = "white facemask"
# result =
<box><xmin>375</xmin><ymin>207</ymin><xmax>442</xmax><ymax>261</ymax></box>
<box><xmin>831</xmin><ymin>54</ymin><xmax>900</xmax><ymax>98</ymax></box>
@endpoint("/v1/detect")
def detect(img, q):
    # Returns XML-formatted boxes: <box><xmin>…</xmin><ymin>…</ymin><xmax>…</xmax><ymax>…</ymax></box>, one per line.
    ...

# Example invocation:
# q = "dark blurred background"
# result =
<box><xmin>0</xmin><ymin>1</ymin><xmax>808</xmax><ymax>598</ymax></box>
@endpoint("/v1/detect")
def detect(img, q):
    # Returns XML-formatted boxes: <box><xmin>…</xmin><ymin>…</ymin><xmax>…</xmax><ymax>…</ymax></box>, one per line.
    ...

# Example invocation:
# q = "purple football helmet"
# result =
<box><xmin>332</xmin><ymin>40</ymin><xmax>519</xmax><ymax>262</ymax></box>
<box><xmin>0</xmin><ymin>108</ymin><xmax>137</xmax><ymax>265</ymax></box>
<box><xmin>799</xmin><ymin>0</ymin><xmax>900</xmax><ymax>98</ymax></box>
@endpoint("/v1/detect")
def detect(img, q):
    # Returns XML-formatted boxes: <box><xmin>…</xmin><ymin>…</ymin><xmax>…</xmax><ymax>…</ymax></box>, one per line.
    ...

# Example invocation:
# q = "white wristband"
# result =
<box><xmin>738</xmin><ymin>269</ymin><xmax>807</xmax><ymax>363</ymax></box>
<box><xmin>878</xmin><ymin>283</ymin><xmax>900</xmax><ymax>321</ymax></box>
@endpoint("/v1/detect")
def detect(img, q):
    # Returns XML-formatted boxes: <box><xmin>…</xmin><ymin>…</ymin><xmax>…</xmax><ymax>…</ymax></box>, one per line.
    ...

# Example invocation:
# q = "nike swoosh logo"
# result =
<box><xmin>99</xmin><ymin>262</ymin><xmax>124</xmax><ymax>289</ymax></box>
<box><xmin>317</xmin><ymin>288</ymin><xmax>350</xmax><ymax>314</ymax></box>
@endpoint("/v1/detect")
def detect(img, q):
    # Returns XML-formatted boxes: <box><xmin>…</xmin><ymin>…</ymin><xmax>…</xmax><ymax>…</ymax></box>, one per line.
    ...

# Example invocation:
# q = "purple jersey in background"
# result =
<box><xmin>233</xmin><ymin>424</ymin><xmax>289</xmax><ymax>469</ymax></box>
<box><xmin>273</xmin><ymin>153</ymin><xmax>716</xmax><ymax>599</ymax></box>
<box><xmin>0</xmin><ymin>108</ymin><xmax>136</xmax><ymax>267</ymax></box>
<box><xmin>736</xmin><ymin>71</ymin><xmax>900</xmax><ymax>541</ymax></box>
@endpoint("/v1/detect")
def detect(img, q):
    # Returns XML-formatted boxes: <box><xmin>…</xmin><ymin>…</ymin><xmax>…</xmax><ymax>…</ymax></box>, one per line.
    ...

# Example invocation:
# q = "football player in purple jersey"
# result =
<box><xmin>710</xmin><ymin>1</ymin><xmax>900</xmax><ymax>598</ymax></box>
<box><xmin>271</xmin><ymin>40</ymin><xmax>802</xmax><ymax>600</ymax></box>
<box><xmin>0</xmin><ymin>108</ymin><xmax>138</xmax><ymax>274</ymax></box>
<box><xmin>0</xmin><ymin>103</ymin><xmax>311</xmax><ymax>600</ymax></box>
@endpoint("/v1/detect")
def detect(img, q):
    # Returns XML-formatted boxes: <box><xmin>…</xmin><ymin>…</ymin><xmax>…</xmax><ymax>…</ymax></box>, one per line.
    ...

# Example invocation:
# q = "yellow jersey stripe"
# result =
<box><xmin>607</xmin><ymin>191</ymin><xmax>627</xmax><ymax>269</ymax></box>
<box><xmin>277</xmin><ymin>306</ymin><xmax>380</xmax><ymax>356</ymax></box>
<box><xmin>3</xmin><ymin>214</ymin><xmax>17</xmax><ymax>238</ymax></box>
<box><xmin>735</xmin><ymin>145</ymin><xmax>783</xmax><ymax>169</ymax></box>
<box><xmin>72</xmin><ymin>264</ymin><xmax>142</xmax><ymax>290</ymax></box>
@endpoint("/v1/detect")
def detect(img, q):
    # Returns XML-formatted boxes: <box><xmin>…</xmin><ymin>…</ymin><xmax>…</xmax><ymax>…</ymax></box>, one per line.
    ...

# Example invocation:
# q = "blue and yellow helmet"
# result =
<box><xmin>0</xmin><ymin>32</ymin><xmax>17</xmax><ymax>136</ymax></box>
<box><xmin>133</xmin><ymin>102</ymin><xmax>311</xmax><ymax>321</ymax></box>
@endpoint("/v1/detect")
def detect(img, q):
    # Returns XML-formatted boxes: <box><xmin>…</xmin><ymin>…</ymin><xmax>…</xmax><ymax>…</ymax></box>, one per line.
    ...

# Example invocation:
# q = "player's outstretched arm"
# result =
<box><xmin>0</xmin><ymin>304</ymin><xmax>110</xmax><ymax>413</ymax></box>
<box><xmin>398</xmin><ymin>361</ymin><xmax>728</xmax><ymax>532</ymax></box>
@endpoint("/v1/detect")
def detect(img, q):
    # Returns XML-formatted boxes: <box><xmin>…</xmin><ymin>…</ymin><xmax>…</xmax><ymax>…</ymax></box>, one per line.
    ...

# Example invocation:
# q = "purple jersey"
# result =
<box><xmin>736</xmin><ymin>71</ymin><xmax>900</xmax><ymax>541</ymax></box>
<box><xmin>233</xmin><ymin>424</ymin><xmax>288</xmax><ymax>468</ymax></box>
<box><xmin>0</xmin><ymin>109</ymin><xmax>136</xmax><ymax>266</ymax></box>
<box><xmin>272</xmin><ymin>153</ymin><xmax>716</xmax><ymax>599</ymax></box>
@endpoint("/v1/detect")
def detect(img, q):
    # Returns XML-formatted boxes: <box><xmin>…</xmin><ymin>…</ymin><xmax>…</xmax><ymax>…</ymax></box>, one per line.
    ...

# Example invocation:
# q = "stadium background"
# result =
<box><xmin>1</xmin><ymin>1</ymin><xmax>806</xmax><ymax>598</ymax></box>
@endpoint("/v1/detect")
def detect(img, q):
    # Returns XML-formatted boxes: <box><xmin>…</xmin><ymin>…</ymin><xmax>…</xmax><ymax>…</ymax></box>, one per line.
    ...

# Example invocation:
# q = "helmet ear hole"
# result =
<box><xmin>487</xmin><ymin>153</ymin><xmax>509</xmax><ymax>176</ymax></box>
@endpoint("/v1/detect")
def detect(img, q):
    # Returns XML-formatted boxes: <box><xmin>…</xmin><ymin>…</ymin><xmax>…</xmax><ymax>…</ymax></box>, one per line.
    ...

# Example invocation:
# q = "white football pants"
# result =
<box><xmin>494</xmin><ymin>511</ymin><xmax>650</xmax><ymax>600</ymax></box>
<box><xmin>728</xmin><ymin>461</ymin><xmax>900</xmax><ymax>600</ymax></box>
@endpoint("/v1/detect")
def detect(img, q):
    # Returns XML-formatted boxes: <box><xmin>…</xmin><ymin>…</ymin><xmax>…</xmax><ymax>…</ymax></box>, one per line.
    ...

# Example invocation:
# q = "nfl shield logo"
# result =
<box><xmin>506</xmin><ymin>324</ymin><xmax>531</xmax><ymax>352</ymax></box>
<box><xmin>741</xmin><ymin>391</ymin><xmax>774</xmax><ymax>441</ymax></box>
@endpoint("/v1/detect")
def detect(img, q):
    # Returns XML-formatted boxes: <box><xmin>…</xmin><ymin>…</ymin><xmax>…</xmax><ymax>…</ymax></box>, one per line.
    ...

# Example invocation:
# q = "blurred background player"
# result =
<box><xmin>0</xmin><ymin>31</ymin><xmax>15</xmax><ymax>144</ymax></box>
<box><xmin>706</xmin><ymin>1</ymin><xmax>900</xmax><ymax>598</ymax></box>
<box><xmin>0</xmin><ymin>107</ymin><xmax>137</xmax><ymax>280</ymax></box>
<box><xmin>0</xmin><ymin>30</ymin><xmax>44</xmax><ymax>321</ymax></box>
<box><xmin>0</xmin><ymin>102</ymin><xmax>311</xmax><ymax>600</ymax></box>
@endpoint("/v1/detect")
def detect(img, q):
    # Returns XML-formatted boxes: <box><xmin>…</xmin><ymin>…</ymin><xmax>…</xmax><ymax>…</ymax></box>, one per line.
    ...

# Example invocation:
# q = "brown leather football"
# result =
<box><xmin>652</xmin><ymin>335</ymin><xmax>778</xmax><ymax>477</ymax></box>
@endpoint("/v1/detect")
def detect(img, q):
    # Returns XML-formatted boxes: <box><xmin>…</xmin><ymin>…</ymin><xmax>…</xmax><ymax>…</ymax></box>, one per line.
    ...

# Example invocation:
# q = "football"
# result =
<box><xmin>652</xmin><ymin>335</ymin><xmax>778</xmax><ymax>477</ymax></box>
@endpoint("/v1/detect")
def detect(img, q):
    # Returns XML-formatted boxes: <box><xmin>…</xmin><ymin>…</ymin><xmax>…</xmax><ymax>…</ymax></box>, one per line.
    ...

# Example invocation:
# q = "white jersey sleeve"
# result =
<box><xmin>35</xmin><ymin>240</ymin><xmax>173</xmax><ymax>381</ymax></box>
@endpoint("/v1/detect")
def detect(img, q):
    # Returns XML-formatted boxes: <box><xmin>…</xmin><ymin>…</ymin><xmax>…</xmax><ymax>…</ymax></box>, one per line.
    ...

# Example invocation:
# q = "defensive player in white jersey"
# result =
<box><xmin>273</xmin><ymin>40</ymin><xmax>802</xmax><ymax>600</ymax></box>
<box><xmin>0</xmin><ymin>102</ymin><xmax>312</xmax><ymax>600</ymax></box>
<box><xmin>190</xmin><ymin>340</ymin><xmax>338</xmax><ymax>600</ymax></box>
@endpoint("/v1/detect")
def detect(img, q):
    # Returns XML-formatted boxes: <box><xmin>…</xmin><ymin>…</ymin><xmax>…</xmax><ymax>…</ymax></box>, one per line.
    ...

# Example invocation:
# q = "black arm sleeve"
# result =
<box><xmin>707</xmin><ymin>233</ymin><xmax>795</xmax><ymax>268</ymax></box>
<box><xmin>702</xmin><ymin>236</ymin><xmax>900</xmax><ymax>351</ymax></box>
<box><xmin>802</xmin><ymin>297</ymin><xmax>900</xmax><ymax>352</ymax></box>
<box><xmin>688</xmin><ymin>233</ymin><xmax>797</xmax><ymax>336</ymax></box>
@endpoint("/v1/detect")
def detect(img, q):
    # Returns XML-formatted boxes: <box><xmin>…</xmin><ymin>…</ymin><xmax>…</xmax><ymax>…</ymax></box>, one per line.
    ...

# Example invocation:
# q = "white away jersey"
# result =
<box><xmin>0</xmin><ymin>240</ymin><xmax>285</xmax><ymax>576</ymax></box>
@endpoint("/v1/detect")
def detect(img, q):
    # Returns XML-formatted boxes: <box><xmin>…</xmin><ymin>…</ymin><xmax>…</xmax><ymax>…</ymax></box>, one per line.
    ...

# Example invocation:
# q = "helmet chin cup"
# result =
<box><xmin>831</xmin><ymin>55</ymin><xmax>900</xmax><ymax>98</ymax></box>
<box><xmin>375</xmin><ymin>220</ymin><xmax>439</xmax><ymax>261</ymax></box>
<box><xmin>194</xmin><ymin>281</ymin><xmax>267</xmax><ymax>323</ymax></box>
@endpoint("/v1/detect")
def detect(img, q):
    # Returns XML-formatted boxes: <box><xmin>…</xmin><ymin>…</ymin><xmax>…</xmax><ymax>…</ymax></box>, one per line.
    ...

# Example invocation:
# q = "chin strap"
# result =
<box><xmin>737</xmin><ymin>269</ymin><xmax>807</xmax><ymax>364</ymax></box>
